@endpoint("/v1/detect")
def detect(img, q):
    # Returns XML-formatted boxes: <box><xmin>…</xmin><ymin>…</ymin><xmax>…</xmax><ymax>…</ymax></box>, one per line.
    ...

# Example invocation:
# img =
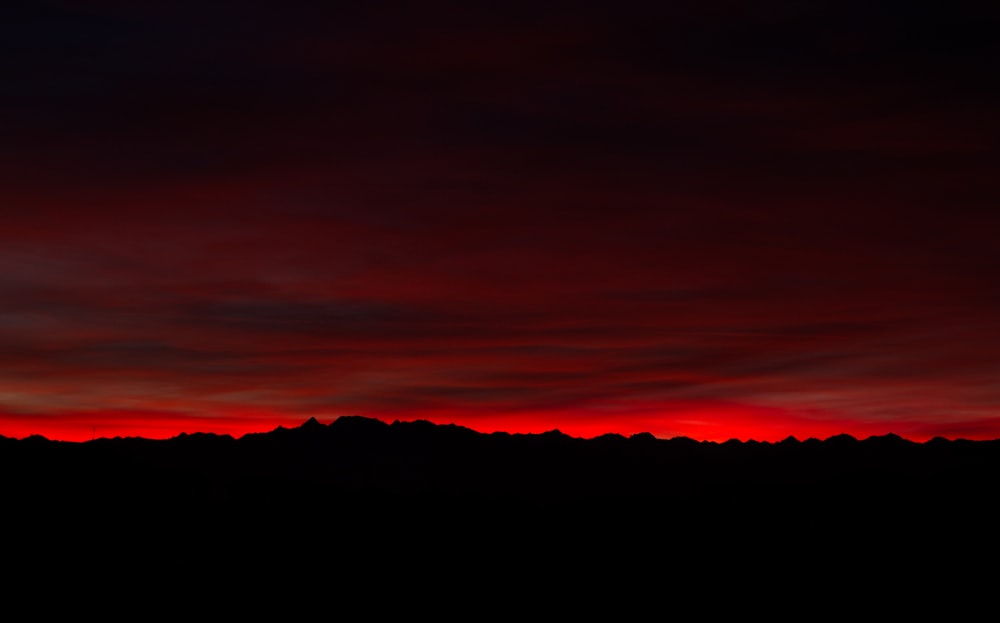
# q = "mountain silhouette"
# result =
<box><xmin>4</xmin><ymin>416</ymin><xmax>998</xmax><ymax>515</ymax></box>
<box><xmin>5</xmin><ymin>415</ymin><xmax>996</xmax><ymax>604</ymax></box>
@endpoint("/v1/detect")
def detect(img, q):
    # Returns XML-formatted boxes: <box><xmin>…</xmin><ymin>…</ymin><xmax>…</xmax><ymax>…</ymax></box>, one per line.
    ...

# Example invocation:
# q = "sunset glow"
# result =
<box><xmin>3</xmin><ymin>1</ymin><xmax>1000</xmax><ymax>442</ymax></box>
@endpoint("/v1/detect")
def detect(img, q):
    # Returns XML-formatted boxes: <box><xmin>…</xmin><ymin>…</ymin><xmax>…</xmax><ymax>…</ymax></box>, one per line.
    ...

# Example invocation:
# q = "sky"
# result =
<box><xmin>2</xmin><ymin>0</ymin><xmax>1000</xmax><ymax>442</ymax></box>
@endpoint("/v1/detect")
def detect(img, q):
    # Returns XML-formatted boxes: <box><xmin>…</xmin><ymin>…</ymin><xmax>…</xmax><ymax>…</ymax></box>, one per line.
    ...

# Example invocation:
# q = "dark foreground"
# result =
<box><xmin>3</xmin><ymin>416</ymin><xmax>996</xmax><ymax>608</ymax></box>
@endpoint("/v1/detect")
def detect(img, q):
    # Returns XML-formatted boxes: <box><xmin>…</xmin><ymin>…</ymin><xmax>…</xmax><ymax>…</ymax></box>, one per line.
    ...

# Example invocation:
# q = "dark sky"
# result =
<box><xmin>3</xmin><ymin>0</ymin><xmax>1000</xmax><ymax>441</ymax></box>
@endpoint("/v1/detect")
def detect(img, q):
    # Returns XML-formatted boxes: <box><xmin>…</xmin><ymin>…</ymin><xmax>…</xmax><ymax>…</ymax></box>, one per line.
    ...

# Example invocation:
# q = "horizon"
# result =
<box><xmin>1</xmin><ymin>409</ymin><xmax>994</xmax><ymax>445</ymax></box>
<box><xmin>3</xmin><ymin>2</ymin><xmax>1000</xmax><ymax>445</ymax></box>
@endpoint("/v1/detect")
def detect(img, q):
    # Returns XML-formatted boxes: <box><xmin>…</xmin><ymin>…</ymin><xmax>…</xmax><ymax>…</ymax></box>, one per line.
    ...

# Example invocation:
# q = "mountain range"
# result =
<box><xmin>5</xmin><ymin>415</ymin><xmax>995</xmax><ymax>602</ymax></box>
<box><xmin>5</xmin><ymin>415</ymin><xmax>998</xmax><ymax>514</ymax></box>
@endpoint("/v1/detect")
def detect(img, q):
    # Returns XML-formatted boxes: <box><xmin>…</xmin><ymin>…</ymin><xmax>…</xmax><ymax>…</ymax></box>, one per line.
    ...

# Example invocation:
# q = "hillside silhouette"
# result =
<box><xmin>4</xmin><ymin>415</ymin><xmax>998</xmax><ymax>517</ymax></box>
<box><xmin>5</xmin><ymin>415</ymin><xmax>996</xmax><ymax>602</ymax></box>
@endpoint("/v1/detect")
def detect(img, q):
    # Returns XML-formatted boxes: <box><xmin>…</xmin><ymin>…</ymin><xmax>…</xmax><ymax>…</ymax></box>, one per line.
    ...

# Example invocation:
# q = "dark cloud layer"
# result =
<box><xmin>2</xmin><ymin>1</ymin><xmax>1000</xmax><ymax>440</ymax></box>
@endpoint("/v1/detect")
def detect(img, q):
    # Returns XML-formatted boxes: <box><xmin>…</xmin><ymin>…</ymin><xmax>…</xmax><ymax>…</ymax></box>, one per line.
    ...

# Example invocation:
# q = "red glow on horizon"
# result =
<box><xmin>4</xmin><ymin>401</ymin><xmax>999</xmax><ymax>443</ymax></box>
<box><xmin>0</xmin><ymin>410</ymin><xmax>296</xmax><ymax>442</ymax></box>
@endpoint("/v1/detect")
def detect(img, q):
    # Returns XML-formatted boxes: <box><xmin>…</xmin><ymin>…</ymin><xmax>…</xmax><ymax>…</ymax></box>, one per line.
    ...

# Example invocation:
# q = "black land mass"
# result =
<box><xmin>3</xmin><ymin>415</ymin><xmax>997</xmax><ymax>518</ymax></box>
<box><xmin>4</xmin><ymin>415</ymin><xmax>997</xmax><ymax>601</ymax></box>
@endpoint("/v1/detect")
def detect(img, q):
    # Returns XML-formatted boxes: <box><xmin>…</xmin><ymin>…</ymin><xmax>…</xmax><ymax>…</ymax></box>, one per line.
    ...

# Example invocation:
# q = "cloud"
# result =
<box><xmin>2</xmin><ymin>0</ymin><xmax>1000</xmax><ymax>441</ymax></box>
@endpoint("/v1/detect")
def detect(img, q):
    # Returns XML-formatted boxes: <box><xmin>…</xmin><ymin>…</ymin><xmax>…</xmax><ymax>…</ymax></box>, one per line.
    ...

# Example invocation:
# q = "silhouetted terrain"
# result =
<box><xmin>5</xmin><ymin>415</ymin><xmax>998</xmax><ymax>520</ymax></box>
<box><xmin>5</xmin><ymin>415</ymin><xmax>997</xmax><ymax>602</ymax></box>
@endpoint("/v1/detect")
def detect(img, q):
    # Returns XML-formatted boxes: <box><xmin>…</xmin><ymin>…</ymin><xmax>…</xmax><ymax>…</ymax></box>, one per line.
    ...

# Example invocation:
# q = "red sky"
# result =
<box><xmin>3</xmin><ymin>1</ymin><xmax>1000</xmax><ymax>442</ymax></box>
